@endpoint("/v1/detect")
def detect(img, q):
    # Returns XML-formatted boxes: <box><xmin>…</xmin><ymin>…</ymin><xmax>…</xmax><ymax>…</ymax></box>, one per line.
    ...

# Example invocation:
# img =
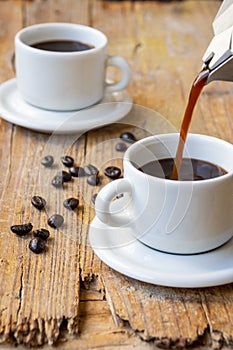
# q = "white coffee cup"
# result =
<box><xmin>14</xmin><ymin>23</ymin><xmax>132</xmax><ymax>111</ymax></box>
<box><xmin>95</xmin><ymin>133</ymin><xmax>233</xmax><ymax>254</ymax></box>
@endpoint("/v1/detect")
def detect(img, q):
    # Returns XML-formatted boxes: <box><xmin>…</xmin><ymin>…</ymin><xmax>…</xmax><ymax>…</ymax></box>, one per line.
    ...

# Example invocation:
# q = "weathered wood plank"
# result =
<box><xmin>23</xmin><ymin>0</ymin><xmax>90</xmax><ymax>26</ymax></box>
<box><xmin>102</xmin><ymin>267</ymin><xmax>209</xmax><ymax>348</ymax></box>
<box><xmin>0</xmin><ymin>132</ymin><xmax>84</xmax><ymax>345</ymax></box>
<box><xmin>0</xmin><ymin>0</ymin><xmax>90</xmax><ymax>346</ymax></box>
<box><xmin>80</xmin><ymin>1</ymin><xmax>233</xmax><ymax>349</ymax></box>
<box><xmin>0</xmin><ymin>0</ymin><xmax>25</xmax><ymax>345</ymax></box>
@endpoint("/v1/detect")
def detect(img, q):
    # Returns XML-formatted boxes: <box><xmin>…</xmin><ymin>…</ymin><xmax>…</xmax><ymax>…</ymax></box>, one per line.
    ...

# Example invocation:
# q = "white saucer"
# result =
<box><xmin>89</xmin><ymin>197</ymin><xmax>233</xmax><ymax>288</ymax></box>
<box><xmin>0</xmin><ymin>78</ymin><xmax>132</xmax><ymax>134</ymax></box>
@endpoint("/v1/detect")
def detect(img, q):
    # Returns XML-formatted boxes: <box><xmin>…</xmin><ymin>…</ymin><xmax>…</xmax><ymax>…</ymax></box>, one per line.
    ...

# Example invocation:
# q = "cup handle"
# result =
<box><xmin>95</xmin><ymin>178</ymin><xmax>132</xmax><ymax>227</ymax></box>
<box><xmin>105</xmin><ymin>55</ymin><xmax>132</xmax><ymax>93</ymax></box>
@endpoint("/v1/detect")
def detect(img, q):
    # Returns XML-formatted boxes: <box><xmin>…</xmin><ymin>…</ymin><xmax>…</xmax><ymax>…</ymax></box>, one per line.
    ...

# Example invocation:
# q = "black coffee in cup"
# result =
<box><xmin>138</xmin><ymin>158</ymin><xmax>227</xmax><ymax>181</ymax></box>
<box><xmin>31</xmin><ymin>40</ymin><xmax>94</xmax><ymax>52</ymax></box>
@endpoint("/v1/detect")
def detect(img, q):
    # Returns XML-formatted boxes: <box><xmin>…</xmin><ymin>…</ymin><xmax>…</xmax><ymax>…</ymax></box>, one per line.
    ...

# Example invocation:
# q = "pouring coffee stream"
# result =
<box><xmin>172</xmin><ymin>0</ymin><xmax>233</xmax><ymax>180</ymax></box>
<box><xmin>171</xmin><ymin>70</ymin><xmax>209</xmax><ymax>180</ymax></box>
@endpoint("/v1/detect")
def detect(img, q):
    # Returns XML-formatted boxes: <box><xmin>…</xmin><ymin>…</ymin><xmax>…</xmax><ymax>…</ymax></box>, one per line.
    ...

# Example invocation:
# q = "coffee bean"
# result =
<box><xmin>29</xmin><ymin>237</ymin><xmax>46</xmax><ymax>254</ymax></box>
<box><xmin>115</xmin><ymin>142</ymin><xmax>127</xmax><ymax>152</ymax></box>
<box><xmin>48</xmin><ymin>214</ymin><xmax>64</xmax><ymax>229</ymax></box>
<box><xmin>84</xmin><ymin>164</ymin><xmax>99</xmax><ymax>176</ymax></box>
<box><xmin>41</xmin><ymin>155</ymin><xmax>54</xmax><ymax>167</ymax></box>
<box><xmin>59</xmin><ymin>171</ymin><xmax>72</xmax><ymax>182</ymax></box>
<box><xmin>33</xmin><ymin>228</ymin><xmax>50</xmax><ymax>240</ymax></box>
<box><xmin>31</xmin><ymin>196</ymin><xmax>46</xmax><ymax>210</ymax></box>
<box><xmin>61</xmin><ymin>155</ymin><xmax>74</xmax><ymax>168</ymax></box>
<box><xmin>120</xmin><ymin>132</ymin><xmax>136</xmax><ymax>143</ymax></box>
<box><xmin>63</xmin><ymin>197</ymin><xmax>79</xmax><ymax>210</ymax></box>
<box><xmin>87</xmin><ymin>174</ymin><xmax>99</xmax><ymax>186</ymax></box>
<box><xmin>91</xmin><ymin>193</ymin><xmax>98</xmax><ymax>204</ymax></box>
<box><xmin>11</xmin><ymin>223</ymin><xmax>33</xmax><ymax>236</ymax></box>
<box><xmin>51</xmin><ymin>175</ymin><xmax>63</xmax><ymax>188</ymax></box>
<box><xmin>69</xmin><ymin>166</ymin><xmax>85</xmax><ymax>177</ymax></box>
<box><xmin>104</xmin><ymin>166</ymin><xmax>121</xmax><ymax>179</ymax></box>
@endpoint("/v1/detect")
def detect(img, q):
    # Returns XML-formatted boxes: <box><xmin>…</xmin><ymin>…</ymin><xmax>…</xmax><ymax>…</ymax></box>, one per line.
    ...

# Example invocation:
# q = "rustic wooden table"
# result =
<box><xmin>1</xmin><ymin>0</ymin><xmax>233</xmax><ymax>349</ymax></box>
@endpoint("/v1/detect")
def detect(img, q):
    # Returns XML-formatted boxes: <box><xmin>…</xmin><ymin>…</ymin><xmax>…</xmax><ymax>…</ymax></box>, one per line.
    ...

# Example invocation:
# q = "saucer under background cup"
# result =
<box><xmin>0</xmin><ymin>78</ymin><xmax>132</xmax><ymax>134</ymax></box>
<box><xmin>89</xmin><ymin>196</ymin><xmax>233</xmax><ymax>288</ymax></box>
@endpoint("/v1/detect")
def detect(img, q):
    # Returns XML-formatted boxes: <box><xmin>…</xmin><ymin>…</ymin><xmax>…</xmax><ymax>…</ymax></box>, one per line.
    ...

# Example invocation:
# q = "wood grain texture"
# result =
<box><xmin>1</xmin><ymin>0</ymin><xmax>233</xmax><ymax>349</ymax></box>
<box><xmin>80</xmin><ymin>1</ymin><xmax>233</xmax><ymax>349</ymax></box>
<box><xmin>0</xmin><ymin>0</ymin><xmax>90</xmax><ymax>346</ymax></box>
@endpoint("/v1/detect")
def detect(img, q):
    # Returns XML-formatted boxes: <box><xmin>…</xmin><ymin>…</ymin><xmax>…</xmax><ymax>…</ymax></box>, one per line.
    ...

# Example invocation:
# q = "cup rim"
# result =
<box><xmin>15</xmin><ymin>22</ymin><xmax>107</xmax><ymax>56</ymax></box>
<box><xmin>124</xmin><ymin>133</ymin><xmax>233</xmax><ymax>184</ymax></box>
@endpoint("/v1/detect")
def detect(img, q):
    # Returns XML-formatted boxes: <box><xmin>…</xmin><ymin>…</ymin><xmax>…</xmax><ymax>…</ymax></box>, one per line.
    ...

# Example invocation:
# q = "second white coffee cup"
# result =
<box><xmin>95</xmin><ymin>133</ymin><xmax>233</xmax><ymax>254</ymax></box>
<box><xmin>14</xmin><ymin>23</ymin><xmax>132</xmax><ymax>111</ymax></box>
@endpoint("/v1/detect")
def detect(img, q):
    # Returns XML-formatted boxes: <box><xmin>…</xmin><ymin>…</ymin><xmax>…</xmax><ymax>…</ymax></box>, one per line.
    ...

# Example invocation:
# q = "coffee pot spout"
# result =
<box><xmin>206</xmin><ymin>55</ymin><xmax>233</xmax><ymax>84</ymax></box>
<box><xmin>202</xmin><ymin>0</ymin><xmax>233</xmax><ymax>84</ymax></box>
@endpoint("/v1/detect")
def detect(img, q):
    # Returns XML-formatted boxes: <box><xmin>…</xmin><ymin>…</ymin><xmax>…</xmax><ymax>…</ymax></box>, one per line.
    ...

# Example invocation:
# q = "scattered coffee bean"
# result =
<box><xmin>84</xmin><ymin>164</ymin><xmax>99</xmax><ymax>176</ymax></box>
<box><xmin>63</xmin><ymin>197</ymin><xmax>79</xmax><ymax>210</ymax></box>
<box><xmin>33</xmin><ymin>228</ymin><xmax>50</xmax><ymax>240</ymax></box>
<box><xmin>59</xmin><ymin>171</ymin><xmax>72</xmax><ymax>182</ymax></box>
<box><xmin>11</xmin><ymin>223</ymin><xmax>33</xmax><ymax>236</ymax></box>
<box><xmin>69</xmin><ymin>166</ymin><xmax>85</xmax><ymax>177</ymax></box>
<box><xmin>51</xmin><ymin>175</ymin><xmax>63</xmax><ymax>188</ymax></box>
<box><xmin>48</xmin><ymin>214</ymin><xmax>64</xmax><ymax>229</ymax></box>
<box><xmin>87</xmin><ymin>174</ymin><xmax>99</xmax><ymax>186</ymax></box>
<box><xmin>31</xmin><ymin>195</ymin><xmax>46</xmax><ymax>210</ymax></box>
<box><xmin>29</xmin><ymin>237</ymin><xmax>46</xmax><ymax>254</ymax></box>
<box><xmin>91</xmin><ymin>193</ymin><xmax>98</xmax><ymax>204</ymax></box>
<box><xmin>115</xmin><ymin>142</ymin><xmax>127</xmax><ymax>152</ymax></box>
<box><xmin>61</xmin><ymin>155</ymin><xmax>74</xmax><ymax>168</ymax></box>
<box><xmin>41</xmin><ymin>155</ymin><xmax>54</xmax><ymax>167</ymax></box>
<box><xmin>120</xmin><ymin>132</ymin><xmax>136</xmax><ymax>143</ymax></box>
<box><xmin>104</xmin><ymin>166</ymin><xmax>121</xmax><ymax>179</ymax></box>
